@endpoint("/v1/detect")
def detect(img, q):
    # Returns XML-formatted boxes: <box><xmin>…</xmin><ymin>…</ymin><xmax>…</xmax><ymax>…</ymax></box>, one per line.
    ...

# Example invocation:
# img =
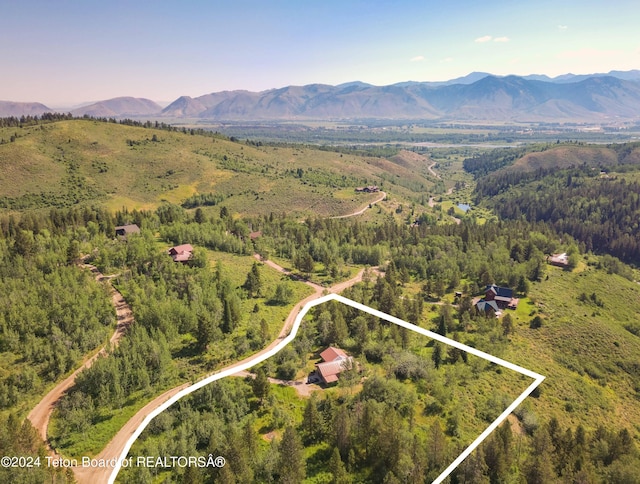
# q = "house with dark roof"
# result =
<box><xmin>313</xmin><ymin>347</ymin><xmax>354</xmax><ymax>384</ymax></box>
<box><xmin>168</xmin><ymin>244</ymin><xmax>193</xmax><ymax>263</ymax></box>
<box><xmin>476</xmin><ymin>299</ymin><xmax>500</xmax><ymax>313</ymax></box>
<box><xmin>115</xmin><ymin>224</ymin><xmax>140</xmax><ymax>237</ymax></box>
<box><xmin>477</xmin><ymin>284</ymin><xmax>519</xmax><ymax>312</ymax></box>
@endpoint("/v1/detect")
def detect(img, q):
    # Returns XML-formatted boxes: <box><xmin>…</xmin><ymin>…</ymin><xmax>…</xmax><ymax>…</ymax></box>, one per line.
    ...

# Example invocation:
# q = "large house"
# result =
<box><xmin>313</xmin><ymin>347</ymin><xmax>354</xmax><ymax>384</ymax></box>
<box><xmin>168</xmin><ymin>244</ymin><xmax>193</xmax><ymax>263</ymax></box>
<box><xmin>477</xmin><ymin>284</ymin><xmax>519</xmax><ymax>312</ymax></box>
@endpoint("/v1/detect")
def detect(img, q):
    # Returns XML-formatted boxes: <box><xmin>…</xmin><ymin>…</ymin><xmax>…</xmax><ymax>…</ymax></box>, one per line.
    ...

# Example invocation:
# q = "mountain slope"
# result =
<box><xmin>157</xmin><ymin>75</ymin><xmax>640</xmax><ymax>122</ymax></box>
<box><xmin>0</xmin><ymin>101</ymin><xmax>52</xmax><ymax>117</ymax></box>
<box><xmin>5</xmin><ymin>70</ymin><xmax>640</xmax><ymax>122</ymax></box>
<box><xmin>70</xmin><ymin>97</ymin><xmax>162</xmax><ymax>117</ymax></box>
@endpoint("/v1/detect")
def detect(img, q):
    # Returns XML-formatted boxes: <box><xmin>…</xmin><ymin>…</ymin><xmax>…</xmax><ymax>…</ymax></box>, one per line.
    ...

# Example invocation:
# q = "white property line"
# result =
<box><xmin>109</xmin><ymin>293</ymin><xmax>544</xmax><ymax>484</ymax></box>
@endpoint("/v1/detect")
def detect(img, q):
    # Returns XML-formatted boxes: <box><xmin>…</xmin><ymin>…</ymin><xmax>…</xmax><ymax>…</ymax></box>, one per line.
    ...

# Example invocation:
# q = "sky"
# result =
<box><xmin>1</xmin><ymin>0</ymin><xmax>639</xmax><ymax>106</ymax></box>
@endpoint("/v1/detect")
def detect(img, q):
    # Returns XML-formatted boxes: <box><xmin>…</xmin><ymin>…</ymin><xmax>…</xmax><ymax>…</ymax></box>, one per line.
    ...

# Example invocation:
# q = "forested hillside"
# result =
<box><xmin>1</xmin><ymin>121</ymin><xmax>639</xmax><ymax>483</ymax></box>
<box><xmin>120</xmin><ymin>211</ymin><xmax>640</xmax><ymax>483</ymax></box>
<box><xmin>467</xmin><ymin>142</ymin><xmax>640</xmax><ymax>265</ymax></box>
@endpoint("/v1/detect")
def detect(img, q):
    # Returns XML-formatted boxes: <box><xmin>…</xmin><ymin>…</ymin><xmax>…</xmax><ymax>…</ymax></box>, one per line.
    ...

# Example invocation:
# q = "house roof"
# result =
<box><xmin>494</xmin><ymin>295</ymin><xmax>513</xmax><ymax>303</ymax></box>
<box><xmin>320</xmin><ymin>347</ymin><xmax>347</xmax><ymax>363</ymax></box>
<box><xmin>476</xmin><ymin>299</ymin><xmax>500</xmax><ymax>312</ymax></box>
<box><xmin>486</xmin><ymin>284</ymin><xmax>513</xmax><ymax>299</ymax></box>
<box><xmin>549</xmin><ymin>253</ymin><xmax>569</xmax><ymax>265</ymax></box>
<box><xmin>168</xmin><ymin>244</ymin><xmax>193</xmax><ymax>262</ymax></box>
<box><xmin>115</xmin><ymin>224</ymin><xmax>140</xmax><ymax>234</ymax></box>
<box><xmin>172</xmin><ymin>251</ymin><xmax>192</xmax><ymax>262</ymax></box>
<box><xmin>168</xmin><ymin>244</ymin><xmax>193</xmax><ymax>255</ymax></box>
<box><xmin>316</xmin><ymin>361</ymin><xmax>345</xmax><ymax>383</ymax></box>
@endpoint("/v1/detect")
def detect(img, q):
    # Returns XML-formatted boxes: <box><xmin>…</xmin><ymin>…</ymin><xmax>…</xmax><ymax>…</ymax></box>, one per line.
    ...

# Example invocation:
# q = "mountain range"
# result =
<box><xmin>2</xmin><ymin>70</ymin><xmax>640</xmax><ymax>122</ymax></box>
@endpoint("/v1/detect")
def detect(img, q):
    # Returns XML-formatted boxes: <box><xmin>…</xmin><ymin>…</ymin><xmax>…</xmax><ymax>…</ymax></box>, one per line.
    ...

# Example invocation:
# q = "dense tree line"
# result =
<box><xmin>253</xmin><ymin>212</ymin><xmax>561</xmax><ymax>298</ymax></box>
<box><xmin>0</xmin><ymin>114</ymin><xmax>231</xmax><ymax>140</ymax></box>
<box><xmin>463</xmin><ymin>145</ymin><xmax>542</xmax><ymax>178</ymax></box>
<box><xmin>467</xmin><ymin>141</ymin><xmax>640</xmax><ymax>265</ymax></box>
<box><xmin>0</xmin><ymin>112</ymin><xmax>75</xmax><ymax>128</ymax></box>
<box><xmin>0</xmin><ymin>207</ymin><xmax>115</xmax><ymax>409</ymax></box>
<box><xmin>181</xmin><ymin>192</ymin><xmax>226</xmax><ymax>209</ymax></box>
<box><xmin>476</xmin><ymin>166</ymin><xmax>640</xmax><ymax>265</ymax></box>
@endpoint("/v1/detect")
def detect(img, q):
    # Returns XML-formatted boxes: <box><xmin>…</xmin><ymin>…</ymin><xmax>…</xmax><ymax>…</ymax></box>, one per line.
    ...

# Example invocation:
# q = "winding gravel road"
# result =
<box><xmin>70</xmin><ymin>258</ymin><xmax>376</xmax><ymax>484</ymax></box>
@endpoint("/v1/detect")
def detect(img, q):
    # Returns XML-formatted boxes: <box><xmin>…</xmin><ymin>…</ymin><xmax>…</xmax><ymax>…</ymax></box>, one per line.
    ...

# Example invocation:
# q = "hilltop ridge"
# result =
<box><xmin>3</xmin><ymin>70</ymin><xmax>640</xmax><ymax>122</ymax></box>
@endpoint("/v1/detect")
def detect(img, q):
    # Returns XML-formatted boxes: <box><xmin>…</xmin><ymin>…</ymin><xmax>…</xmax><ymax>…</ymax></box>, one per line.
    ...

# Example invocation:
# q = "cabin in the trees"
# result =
<box><xmin>548</xmin><ymin>253</ymin><xmax>569</xmax><ymax>267</ymax></box>
<box><xmin>312</xmin><ymin>347</ymin><xmax>354</xmax><ymax>384</ymax></box>
<box><xmin>355</xmin><ymin>185</ymin><xmax>379</xmax><ymax>193</ymax></box>
<box><xmin>115</xmin><ymin>224</ymin><xmax>140</xmax><ymax>237</ymax></box>
<box><xmin>168</xmin><ymin>244</ymin><xmax>193</xmax><ymax>263</ymax></box>
<box><xmin>477</xmin><ymin>284</ymin><xmax>519</xmax><ymax>312</ymax></box>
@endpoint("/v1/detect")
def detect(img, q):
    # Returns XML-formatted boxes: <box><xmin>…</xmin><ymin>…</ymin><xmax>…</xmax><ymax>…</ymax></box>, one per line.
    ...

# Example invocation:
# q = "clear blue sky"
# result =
<box><xmin>1</xmin><ymin>0</ymin><xmax>639</xmax><ymax>106</ymax></box>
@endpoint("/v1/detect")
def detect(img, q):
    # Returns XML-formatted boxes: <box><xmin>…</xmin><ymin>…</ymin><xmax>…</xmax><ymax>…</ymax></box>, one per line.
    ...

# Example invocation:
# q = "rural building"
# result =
<box><xmin>477</xmin><ymin>284</ymin><xmax>519</xmax><ymax>312</ymax></box>
<box><xmin>115</xmin><ymin>224</ymin><xmax>140</xmax><ymax>237</ymax></box>
<box><xmin>313</xmin><ymin>347</ymin><xmax>354</xmax><ymax>384</ymax></box>
<box><xmin>548</xmin><ymin>253</ymin><xmax>569</xmax><ymax>267</ymax></box>
<box><xmin>476</xmin><ymin>299</ymin><xmax>500</xmax><ymax>314</ymax></box>
<box><xmin>168</xmin><ymin>244</ymin><xmax>193</xmax><ymax>263</ymax></box>
<box><xmin>355</xmin><ymin>185</ymin><xmax>379</xmax><ymax>193</ymax></box>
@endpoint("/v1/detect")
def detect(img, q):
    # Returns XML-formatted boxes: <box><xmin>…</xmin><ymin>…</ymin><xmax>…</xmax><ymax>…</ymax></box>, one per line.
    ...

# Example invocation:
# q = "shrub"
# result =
<box><xmin>530</xmin><ymin>315</ymin><xmax>543</xmax><ymax>329</ymax></box>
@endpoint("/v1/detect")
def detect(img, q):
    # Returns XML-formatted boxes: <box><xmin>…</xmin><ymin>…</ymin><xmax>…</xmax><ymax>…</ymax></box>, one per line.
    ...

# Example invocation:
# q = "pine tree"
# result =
<box><xmin>251</xmin><ymin>368</ymin><xmax>270</xmax><ymax>406</ymax></box>
<box><xmin>277</xmin><ymin>426</ymin><xmax>306</xmax><ymax>484</ymax></box>
<box><xmin>329</xmin><ymin>447</ymin><xmax>351</xmax><ymax>484</ymax></box>
<box><xmin>302</xmin><ymin>397</ymin><xmax>323</xmax><ymax>444</ymax></box>
<box><xmin>197</xmin><ymin>314</ymin><xmax>216</xmax><ymax>351</ymax></box>
<box><xmin>243</xmin><ymin>261</ymin><xmax>263</xmax><ymax>297</ymax></box>
<box><xmin>432</xmin><ymin>342</ymin><xmax>443</xmax><ymax>369</ymax></box>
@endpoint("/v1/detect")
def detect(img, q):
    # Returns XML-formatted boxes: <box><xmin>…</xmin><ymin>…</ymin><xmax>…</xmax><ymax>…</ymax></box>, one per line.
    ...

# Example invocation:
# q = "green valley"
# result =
<box><xmin>0</xmin><ymin>117</ymin><xmax>639</xmax><ymax>483</ymax></box>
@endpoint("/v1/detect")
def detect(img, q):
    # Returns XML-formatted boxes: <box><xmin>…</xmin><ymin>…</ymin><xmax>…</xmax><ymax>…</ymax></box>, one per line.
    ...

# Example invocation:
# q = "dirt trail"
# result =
<box><xmin>75</xmin><ymin>257</ymin><xmax>375</xmax><ymax>484</ymax></box>
<box><xmin>428</xmin><ymin>161</ymin><xmax>440</xmax><ymax>178</ymax></box>
<box><xmin>330</xmin><ymin>191</ymin><xmax>386</xmax><ymax>219</ymax></box>
<box><xmin>27</xmin><ymin>264</ymin><xmax>134</xmax><ymax>453</ymax></box>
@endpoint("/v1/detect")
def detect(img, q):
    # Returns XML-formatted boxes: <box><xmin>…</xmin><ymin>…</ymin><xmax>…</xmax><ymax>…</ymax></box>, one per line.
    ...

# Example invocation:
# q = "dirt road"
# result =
<box><xmin>428</xmin><ymin>161</ymin><xmax>440</xmax><ymax>178</ymax></box>
<box><xmin>76</xmin><ymin>257</ymin><xmax>374</xmax><ymax>484</ymax></box>
<box><xmin>27</xmin><ymin>264</ymin><xmax>134</xmax><ymax>452</ymax></box>
<box><xmin>330</xmin><ymin>191</ymin><xmax>386</xmax><ymax>219</ymax></box>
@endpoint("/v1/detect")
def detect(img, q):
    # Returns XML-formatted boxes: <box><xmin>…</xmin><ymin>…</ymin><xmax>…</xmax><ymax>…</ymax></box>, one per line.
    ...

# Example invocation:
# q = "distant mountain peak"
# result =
<box><xmin>336</xmin><ymin>81</ymin><xmax>375</xmax><ymax>89</ymax></box>
<box><xmin>0</xmin><ymin>100</ymin><xmax>52</xmax><ymax>117</ymax></box>
<box><xmin>70</xmin><ymin>97</ymin><xmax>162</xmax><ymax>117</ymax></box>
<box><xmin>4</xmin><ymin>69</ymin><xmax>640</xmax><ymax>122</ymax></box>
<box><xmin>154</xmin><ymin>72</ymin><xmax>640</xmax><ymax>122</ymax></box>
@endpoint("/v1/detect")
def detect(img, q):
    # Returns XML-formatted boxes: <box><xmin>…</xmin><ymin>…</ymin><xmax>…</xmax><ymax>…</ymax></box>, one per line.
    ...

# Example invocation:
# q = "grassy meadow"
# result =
<box><xmin>0</xmin><ymin>120</ymin><xmax>434</xmax><ymax>217</ymax></box>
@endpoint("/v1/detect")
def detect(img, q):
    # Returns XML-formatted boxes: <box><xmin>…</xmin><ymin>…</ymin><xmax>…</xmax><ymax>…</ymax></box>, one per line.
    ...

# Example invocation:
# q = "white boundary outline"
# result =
<box><xmin>109</xmin><ymin>293</ymin><xmax>544</xmax><ymax>484</ymax></box>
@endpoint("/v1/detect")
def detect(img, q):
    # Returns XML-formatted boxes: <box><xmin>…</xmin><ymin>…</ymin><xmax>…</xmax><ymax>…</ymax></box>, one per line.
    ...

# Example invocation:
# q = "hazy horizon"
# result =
<box><xmin>2</xmin><ymin>0</ymin><xmax>639</xmax><ymax>106</ymax></box>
